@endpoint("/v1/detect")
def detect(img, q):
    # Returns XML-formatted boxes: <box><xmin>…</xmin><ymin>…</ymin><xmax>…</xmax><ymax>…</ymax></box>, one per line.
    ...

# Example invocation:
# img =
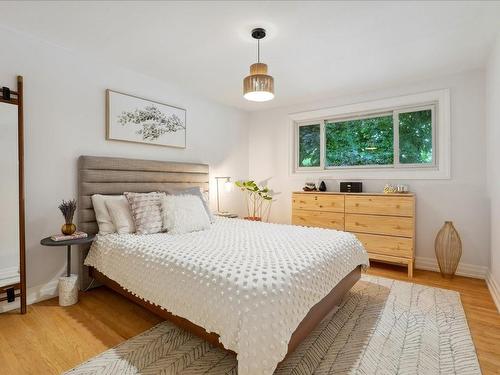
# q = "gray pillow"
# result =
<box><xmin>167</xmin><ymin>187</ymin><xmax>214</xmax><ymax>223</ymax></box>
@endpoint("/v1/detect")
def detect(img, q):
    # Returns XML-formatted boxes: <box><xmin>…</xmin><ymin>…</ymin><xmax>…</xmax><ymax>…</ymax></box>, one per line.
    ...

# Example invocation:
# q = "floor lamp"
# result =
<box><xmin>215</xmin><ymin>176</ymin><xmax>232</xmax><ymax>214</ymax></box>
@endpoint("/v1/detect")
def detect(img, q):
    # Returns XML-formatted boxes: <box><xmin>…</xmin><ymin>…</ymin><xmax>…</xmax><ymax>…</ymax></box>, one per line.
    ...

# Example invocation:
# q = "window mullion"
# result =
<box><xmin>295</xmin><ymin>122</ymin><xmax>299</xmax><ymax>170</ymax></box>
<box><xmin>320</xmin><ymin>120</ymin><xmax>326</xmax><ymax>170</ymax></box>
<box><xmin>393</xmin><ymin>111</ymin><xmax>400</xmax><ymax>168</ymax></box>
<box><xmin>432</xmin><ymin>105</ymin><xmax>437</xmax><ymax>167</ymax></box>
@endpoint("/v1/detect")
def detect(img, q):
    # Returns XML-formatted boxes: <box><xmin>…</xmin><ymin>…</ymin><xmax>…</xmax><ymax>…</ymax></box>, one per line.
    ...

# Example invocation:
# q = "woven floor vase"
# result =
<box><xmin>435</xmin><ymin>221</ymin><xmax>462</xmax><ymax>278</ymax></box>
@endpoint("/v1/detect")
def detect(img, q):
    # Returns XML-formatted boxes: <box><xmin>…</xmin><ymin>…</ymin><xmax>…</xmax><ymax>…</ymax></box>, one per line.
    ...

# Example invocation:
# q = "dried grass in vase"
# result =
<box><xmin>59</xmin><ymin>199</ymin><xmax>77</xmax><ymax>235</ymax></box>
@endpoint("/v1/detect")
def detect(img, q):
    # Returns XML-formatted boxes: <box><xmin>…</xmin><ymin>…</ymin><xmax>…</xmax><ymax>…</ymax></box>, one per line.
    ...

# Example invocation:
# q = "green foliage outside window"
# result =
<box><xmin>325</xmin><ymin>115</ymin><xmax>394</xmax><ymax>166</ymax></box>
<box><xmin>297</xmin><ymin>108</ymin><xmax>434</xmax><ymax>168</ymax></box>
<box><xmin>298</xmin><ymin>124</ymin><xmax>320</xmax><ymax>167</ymax></box>
<box><xmin>399</xmin><ymin>110</ymin><xmax>433</xmax><ymax>164</ymax></box>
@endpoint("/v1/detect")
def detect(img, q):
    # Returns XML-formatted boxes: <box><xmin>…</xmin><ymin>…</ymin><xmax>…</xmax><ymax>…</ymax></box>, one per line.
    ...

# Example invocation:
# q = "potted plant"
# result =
<box><xmin>235</xmin><ymin>180</ymin><xmax>273</xmax><ymax>221</ymax></box>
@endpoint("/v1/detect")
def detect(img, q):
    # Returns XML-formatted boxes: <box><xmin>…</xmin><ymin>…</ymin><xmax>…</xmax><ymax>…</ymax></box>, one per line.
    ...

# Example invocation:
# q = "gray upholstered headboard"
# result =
<box><xmin>77</xmin><ymin>155</ymin><xmax>209</xmax><ymax>289</ymax></box>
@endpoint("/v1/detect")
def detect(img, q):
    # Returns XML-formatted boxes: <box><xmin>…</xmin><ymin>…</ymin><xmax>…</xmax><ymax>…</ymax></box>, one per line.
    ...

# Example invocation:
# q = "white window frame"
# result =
<box><xmin>289</xmin><ymin>89</ymin><xmax>450</xmax><ymax>180</ymax></box>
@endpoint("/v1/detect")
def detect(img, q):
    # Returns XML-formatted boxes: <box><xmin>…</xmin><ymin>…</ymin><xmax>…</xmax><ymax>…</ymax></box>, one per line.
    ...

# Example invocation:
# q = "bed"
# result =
<box><xmin>77</xmin><ymin>155</ymin><xmax>369</xmax><ymax>375</ymax></box>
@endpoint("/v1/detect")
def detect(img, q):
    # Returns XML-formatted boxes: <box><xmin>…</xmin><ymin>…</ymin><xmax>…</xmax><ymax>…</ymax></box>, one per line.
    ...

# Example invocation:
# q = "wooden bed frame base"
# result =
<box><xmin>89</xmin><ymin>266</ymin><xmax>361</xmax><ymax>358</ymax></box>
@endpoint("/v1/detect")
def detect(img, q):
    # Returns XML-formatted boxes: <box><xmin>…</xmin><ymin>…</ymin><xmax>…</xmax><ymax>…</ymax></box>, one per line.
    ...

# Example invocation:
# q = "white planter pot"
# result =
<box><xmin>58</xmin><ymin>274</ymin><xmax>78</xmax><ymax>306</ymax></box>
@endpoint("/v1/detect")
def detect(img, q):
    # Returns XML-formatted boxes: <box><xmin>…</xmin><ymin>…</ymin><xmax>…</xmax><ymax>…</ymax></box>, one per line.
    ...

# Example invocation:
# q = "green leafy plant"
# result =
<box><xmin>235</xmin><ymin>180</ymin><xmax>272</xmax><ymax>221</ymax></box>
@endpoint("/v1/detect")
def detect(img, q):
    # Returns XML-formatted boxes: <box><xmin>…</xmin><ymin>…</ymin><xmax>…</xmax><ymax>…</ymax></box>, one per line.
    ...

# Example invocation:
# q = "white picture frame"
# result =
<box><xmin>106</xmin><ymin>89</ymin><xmax>186</xmax><ymax>148</ymax></box>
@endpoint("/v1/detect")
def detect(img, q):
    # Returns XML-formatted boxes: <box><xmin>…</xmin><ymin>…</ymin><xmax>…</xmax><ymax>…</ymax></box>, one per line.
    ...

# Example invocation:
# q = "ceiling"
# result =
<box><xmin>1</xmin><ymin>1</ymin><xmax>499</xmax><ymax>111</ymax></box>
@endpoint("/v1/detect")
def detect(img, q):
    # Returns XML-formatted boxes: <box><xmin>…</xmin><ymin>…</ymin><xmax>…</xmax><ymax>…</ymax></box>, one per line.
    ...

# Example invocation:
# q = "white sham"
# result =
<box><xmin>161</xmin><ymin>194</ymin><xmax>210</xmax><ymax>234</ymax></box>
<box><xmin>105</xmin><ymin>196</ymin><xmax>136</xmax><ymax>234</ymax></box>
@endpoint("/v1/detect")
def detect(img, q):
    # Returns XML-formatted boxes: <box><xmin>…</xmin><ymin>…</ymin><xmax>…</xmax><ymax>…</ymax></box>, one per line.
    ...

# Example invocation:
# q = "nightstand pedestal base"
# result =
<box><xmin>58</xmin><ymin>274</ymin><xmax>78</xmax><ymax>306</ymax></box>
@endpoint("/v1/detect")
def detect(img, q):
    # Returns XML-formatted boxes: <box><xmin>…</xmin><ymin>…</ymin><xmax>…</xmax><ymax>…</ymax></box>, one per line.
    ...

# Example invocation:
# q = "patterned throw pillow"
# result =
<box><xmin>124</xmin><ymin>192</ymin><xmax>163</xmax><ymax>234</ymax></box>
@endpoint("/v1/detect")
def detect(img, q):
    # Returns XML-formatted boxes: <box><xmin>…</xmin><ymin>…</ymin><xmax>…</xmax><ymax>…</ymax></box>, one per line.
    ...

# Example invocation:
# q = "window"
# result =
<box><xmin>325</xmin><ymin>114</ymin><xmax>394</xmax><ymax>167</ymax></box>
<box><xmin>398</xmin><ymin>109</ymin><xmax>433</xmax><ymax>164</ymax></box>
<box><xmin>298</xmin><ymin>124</ymin><xmax>321</xmax><ymax>167</ymax></box>
<box><xmin>296</xmin><ymin>105</ymin><xmax>435</xmax><ymax>170</ymax></box>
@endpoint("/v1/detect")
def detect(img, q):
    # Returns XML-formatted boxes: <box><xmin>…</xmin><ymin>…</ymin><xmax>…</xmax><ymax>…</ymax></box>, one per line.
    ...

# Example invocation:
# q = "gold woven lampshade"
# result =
<box><xmin>243</xmin><ymin>28</ymin><xmax>275</xmax><ymax>102</ymax></box>
<box><xmin>243</xmin><ymin>63</ymin><xmax>275</xmax><ymax>102</ymax></box>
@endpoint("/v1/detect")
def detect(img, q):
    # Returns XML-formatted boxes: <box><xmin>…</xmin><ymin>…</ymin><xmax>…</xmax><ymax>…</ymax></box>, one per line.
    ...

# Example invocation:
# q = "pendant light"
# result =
<box><xmin>243</xmin><ymin>28</ymin><xmax>275</xmax><ymax>102</ymax></box>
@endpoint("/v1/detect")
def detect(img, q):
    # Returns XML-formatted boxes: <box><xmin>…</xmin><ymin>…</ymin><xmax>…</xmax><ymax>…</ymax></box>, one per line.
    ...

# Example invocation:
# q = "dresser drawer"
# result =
<box><xmin>345</xmin><ymin>195</ymin><xmax>414</xmax><ymax>217</ymax></box>
<box><xmin>354</xmin><ymin>233</ymin><xmax>413</xmax><ymax>258</ymax></box>
<box><xmin>292</xmin><ymin>194</ymin><xmax>344</xmax><ymax>213</ymax></box>
<box><xmin>292</xmin><ymin>209</ymin><xmax>344</xmax><ymax>231</ymax></box>
<box><xmin>368</xmin><ymin>253</ymin><xmax>413</xmax><ymax>266</ymax></box>
<box><xmin>345</xmin><ymin>214</ymin><xmax>414</xmax><ymax>237</ymax></box>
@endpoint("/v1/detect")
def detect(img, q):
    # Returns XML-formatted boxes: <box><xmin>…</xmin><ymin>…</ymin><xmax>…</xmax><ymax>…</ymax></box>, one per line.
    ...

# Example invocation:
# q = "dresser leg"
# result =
<box><xmin>407</xmin><ymin>261</ymin><xmax>414</xmax><ymax>278</ymax></box>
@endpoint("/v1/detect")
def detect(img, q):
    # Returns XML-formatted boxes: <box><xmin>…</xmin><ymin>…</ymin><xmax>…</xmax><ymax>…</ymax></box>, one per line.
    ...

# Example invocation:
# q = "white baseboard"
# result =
<box><xmin>0</xmin><ymin>278</ymin><xmax>59</xmax><ymax>313</ymax></box>
<box><xmin>415</xmin><ymin>256</ymin><xmax>488</xmax><ymax>279</ymax></box>
<box><xmin>485</xmin><ymin>272</ymin><xmax>500</xmax><ymax>313</ymax></box>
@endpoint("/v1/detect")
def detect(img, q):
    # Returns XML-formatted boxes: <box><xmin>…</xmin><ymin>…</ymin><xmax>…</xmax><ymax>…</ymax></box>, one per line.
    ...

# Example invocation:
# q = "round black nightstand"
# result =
<box><xmin>40</xmin><ymin>235</ymin><xmax>95</xmax><ymax>306</ymax></box>
<box><xmin>40</xmin><ymin>235</ymin><xmax>96</xmax><ymax>277</ymax></box>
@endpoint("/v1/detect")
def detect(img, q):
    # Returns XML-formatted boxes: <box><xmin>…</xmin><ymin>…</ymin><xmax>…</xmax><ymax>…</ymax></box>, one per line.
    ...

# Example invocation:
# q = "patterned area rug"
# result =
<box><xmin>64</xmin><ymin>275</ymin><xmax>481</xmax><ymax>374</ymax></box>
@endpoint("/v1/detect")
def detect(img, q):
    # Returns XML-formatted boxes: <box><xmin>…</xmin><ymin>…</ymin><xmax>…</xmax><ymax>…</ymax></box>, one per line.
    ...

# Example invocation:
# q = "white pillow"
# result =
<box><xmin>91</xmin><ymin>194</ymin><xmax>123</xmax><ymax>234</ymax></box>
<box><xmin>161</xmin><ymin>194</ymin><xmax>211</xmax><ymax>234</ymax></box>
<box><xmin>105</xmin><ymin>196</ymin><xmax>135</xmax><ymax>234</ymax></box>
<box><xmin>166</xmin><ymin>187</ymin><xmax>214</xmax><ymax>223</ymax></box>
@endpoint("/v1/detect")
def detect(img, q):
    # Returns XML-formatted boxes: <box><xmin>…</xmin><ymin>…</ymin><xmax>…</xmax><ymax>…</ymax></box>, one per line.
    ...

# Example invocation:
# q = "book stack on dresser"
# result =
<box><xmin>292</xmin><ymin>192</ymin><xmax>415</xmax><ymax>277</ymax></box>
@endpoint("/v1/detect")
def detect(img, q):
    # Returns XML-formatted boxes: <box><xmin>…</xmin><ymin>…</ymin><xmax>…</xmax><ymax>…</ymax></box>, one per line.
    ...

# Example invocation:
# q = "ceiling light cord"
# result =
<box><xmin>257</xmin><ymin>39</ymin><xmax>260</xmax><ymax>63</ymax></box>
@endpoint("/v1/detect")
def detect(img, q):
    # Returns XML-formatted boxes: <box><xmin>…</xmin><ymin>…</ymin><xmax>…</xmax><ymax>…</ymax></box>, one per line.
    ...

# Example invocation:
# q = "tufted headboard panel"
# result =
<box><xmin>77</xmin><ymin>155</ymin><xmax>209</xmax><ymax>289</ymax></box>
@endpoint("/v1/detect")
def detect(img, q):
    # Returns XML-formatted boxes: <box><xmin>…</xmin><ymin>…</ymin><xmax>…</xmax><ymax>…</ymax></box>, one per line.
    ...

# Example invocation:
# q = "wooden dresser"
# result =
<box><xmin>292</xmin><ymin>192</ymin><xmax>416</xmax><ymax>277</ymax></box>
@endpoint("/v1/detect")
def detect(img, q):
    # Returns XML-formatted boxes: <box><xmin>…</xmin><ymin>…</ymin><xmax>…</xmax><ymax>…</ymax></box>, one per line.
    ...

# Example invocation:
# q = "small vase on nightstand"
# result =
<box><xmin>59</xmin><ymin>199</ymin><xmax>77</xmax><ymax>235</ymax></box>
<box><xmin>61</xmin><ymin>223</ymin><xmax>76</xmax><ymax>235</ymax></box>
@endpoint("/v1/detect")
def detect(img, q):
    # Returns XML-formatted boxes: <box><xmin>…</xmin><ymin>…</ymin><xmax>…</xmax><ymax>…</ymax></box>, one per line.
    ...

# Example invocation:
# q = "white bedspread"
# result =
<box><xmin>84</xmin><ymin>217</ymin><xmax>369</xmax><ymax>375</ymax></box>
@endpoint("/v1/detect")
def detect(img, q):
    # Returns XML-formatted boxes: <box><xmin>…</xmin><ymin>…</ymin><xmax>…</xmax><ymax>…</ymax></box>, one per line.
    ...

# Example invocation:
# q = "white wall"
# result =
<box><xmin>486</xmin><ymin>35</ymin><xmax>500</xmax><ymax>309</ymax></box>
<box><xmin>0</xmin><ymin>27</ymin><xmax>249</xmax><ymax>302</ymax></box>
<box><xmin>249</xmin><ymin>70</ymin><xmax>489</xmax><ymax>276</ymax></box>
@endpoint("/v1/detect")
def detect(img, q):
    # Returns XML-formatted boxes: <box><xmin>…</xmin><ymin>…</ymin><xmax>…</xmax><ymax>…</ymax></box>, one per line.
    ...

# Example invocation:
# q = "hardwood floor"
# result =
<box><xmin>0</xmin><ymin>263</ymin><xmax>498</xmax><ymax>374</ymax></box>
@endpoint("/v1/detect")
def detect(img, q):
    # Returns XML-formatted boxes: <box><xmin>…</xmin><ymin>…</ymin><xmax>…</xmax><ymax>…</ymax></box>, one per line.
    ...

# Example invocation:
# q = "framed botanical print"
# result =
<box><xmin>106</xmin><ymin>89</ymin><xmax>186</xmax><ymax>148</ymax></box>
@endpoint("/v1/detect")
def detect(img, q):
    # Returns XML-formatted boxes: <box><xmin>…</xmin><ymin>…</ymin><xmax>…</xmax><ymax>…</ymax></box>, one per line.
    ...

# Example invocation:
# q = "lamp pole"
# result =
<box><xmin>216</xmin><ymin>178</ymin><xmax>221</xmax><ymax>213</ymax></box>
<box><xmin>215</xmin><ymin>176</ymin><xmax>230</xmax><ymax>214</ymax></box>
